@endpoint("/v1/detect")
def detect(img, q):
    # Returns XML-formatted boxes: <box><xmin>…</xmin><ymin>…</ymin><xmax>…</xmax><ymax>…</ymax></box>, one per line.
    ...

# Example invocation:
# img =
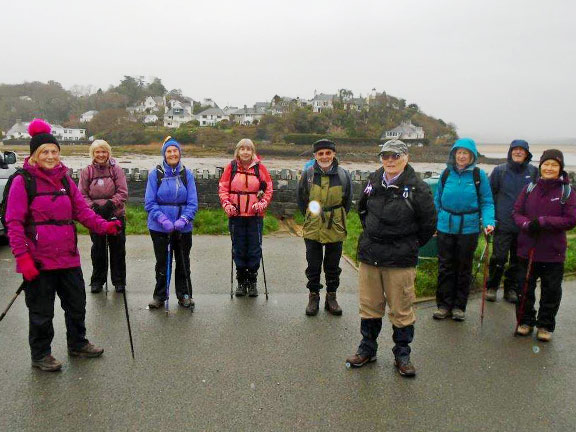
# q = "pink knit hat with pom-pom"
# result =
<box><xmin>28</xmin><ymin>118</ymin><xmax>60</xmax><ymax>155</ymax></box>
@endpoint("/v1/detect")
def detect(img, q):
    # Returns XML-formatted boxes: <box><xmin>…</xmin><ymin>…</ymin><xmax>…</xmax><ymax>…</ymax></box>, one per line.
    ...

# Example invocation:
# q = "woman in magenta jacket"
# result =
<box><xmin>512</xmin><ymin>149</ymin><xmax>576</xmax><ymax>342</ymax></box>
<box><xmin>79</xmin><ymin>140</ymin><xmax>128</xmax><ymax>294</ymax></box>
<box><xmin>5</xmin><ymin>119</ymin><xmax>121</xmax><ymax>372</ymax></box>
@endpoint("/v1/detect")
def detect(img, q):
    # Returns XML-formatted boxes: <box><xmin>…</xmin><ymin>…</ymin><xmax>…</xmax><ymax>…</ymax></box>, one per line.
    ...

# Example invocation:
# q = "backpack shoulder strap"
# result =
<box><xmin>337</xmin><ymin>167</ymin><xmax>349</xmax><ymax>197</ymax></box>
<box><xmin>306</xmin><ymin>165</ymin><xmax>315</xmax><ymax>193</ymax></box>
<box><xmin>440</xmin><ymin>168</ymin><xmax>450</xmax><ymax>189</ymax></box>
<box><xmin>156</xmin><ymin>164</ymin><xmax>164</xmax><ymax>188</ymax></box>
<box><xmin>61</xmin><ymin>175</ymin><xmax>72</xmax><ymax>196</ymax></box>
<box><xmin>526</xmin><ymin>182</ymin><xmax>537</xmax><ymax>194</ymax></box>
<box><xmin>229</xmin><ymin>160</ymin><xmax>237</xmax><ymax>190</ymax></box>
<box><xmin>561</xmin><ymin>184</ymin><xmax>572</xmax><ymax>204</ymax></box>
<box><xmin>179</xmin><ymin>166</ymin><xmax>188</xmax><ymax>188</ymax></box>
<box><xmin>253</xmin><ymin>163</ymin><xmax>260</xmax><ymax>180</ymax></box>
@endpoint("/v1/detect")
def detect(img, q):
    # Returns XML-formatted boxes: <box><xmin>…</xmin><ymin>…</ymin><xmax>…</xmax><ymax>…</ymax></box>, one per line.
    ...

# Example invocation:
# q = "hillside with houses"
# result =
<box><xmin>0</xmin><ymin>77</ymin><xmax>457</xmax><ymax>146</ymax></box>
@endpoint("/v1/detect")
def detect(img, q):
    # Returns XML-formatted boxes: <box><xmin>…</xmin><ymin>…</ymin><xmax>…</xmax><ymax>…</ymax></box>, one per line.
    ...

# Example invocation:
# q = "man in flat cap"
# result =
<box><xmin>297</xmin><ymin>139</ymin><xmax>352</xmax><ymax>316</ymax></box>
<box><xmin>345</xmin><ymin>139</ymin><xmax>436</xmax><ymax>377</ymax></box>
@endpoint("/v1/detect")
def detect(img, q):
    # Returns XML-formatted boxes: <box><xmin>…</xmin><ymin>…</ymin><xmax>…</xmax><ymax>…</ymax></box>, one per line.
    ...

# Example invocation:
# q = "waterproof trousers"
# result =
<box><xmin>517</xmin><ymin>259</ymin><xmax>563</xmax><ymax>332</ymax></box>
<box><xmin>150</xmin><ymin>230</ymin><xmax>192</xmax><ymax>301</ymax></box>
<box><xmin>486</xmin><ymin>228</ymin><xmax>518</xmax><ymax>292</ymax></box>
<box><xmin>229</xmin><ymin>216</ymin><xmax>263</xmax><ymax>272</ymax></box>
<box><xmin>89</xmin><ymin>216</ymin><xmax>126</xmax><ymax>287</ymax></box>
<box><xmin>304</xmin><ymin>239</ymin><xmax>342</xmax><ymax>292</ymax></box>
<box><xmin>436</xmin><ymin>232</ymin><xmax>479</xmax><ymax>312</ymax></box>
<box><xmin>24</xmin><ymin>267</ymin><xmax>89</xmax><ymax>361</ymax></box>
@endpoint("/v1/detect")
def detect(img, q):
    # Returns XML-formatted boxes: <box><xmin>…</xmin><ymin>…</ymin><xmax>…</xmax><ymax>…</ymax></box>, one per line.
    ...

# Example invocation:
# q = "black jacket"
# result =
<box><xmin>357</xmin><ymin>164</ymin><xmax>437</xmax><ymax>267</ymax></box>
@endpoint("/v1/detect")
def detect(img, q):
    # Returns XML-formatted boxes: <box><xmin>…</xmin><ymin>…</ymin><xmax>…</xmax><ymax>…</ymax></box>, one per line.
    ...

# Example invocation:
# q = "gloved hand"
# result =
<box><xmin>252</xmin><ymin>200</ymin><xmax>267</xmax><ymax>214</ymax></box>
<box><xmin>16</xmin><ymin>253</ymin><xmax>40</xmax><ymax>281</ymax></box>
<box><xmin>105</xmin><ymin>220</ymin><xmax>122</xmax><ymax>235</ymax></box>
<box><xmin>528</xmin><ymin>218</ymin><xmax>541</xmax><ymax>235</ymax></box>
<box><xmin>92</xmin><ymin>203</ymin><xmax>102</xmax><ymax>215</ymax></box>
<box><xmin>223</xmin><ymin>202</ymin><xmax>238</xmax><ymax>217</ymax></box>
<box><xmin>158</xmin><ymin>215</ymin><xmax>174</xmax><ymax>232</ymax></box>
<box><xmin>174</xmin><ymin>217</ymin><xmax>188</xmax><ymax>231</ymax></box>
<box><xmin>102</xmin><ymin>200</ymin><xmax>115</xmax><ymax>219</ymax></box>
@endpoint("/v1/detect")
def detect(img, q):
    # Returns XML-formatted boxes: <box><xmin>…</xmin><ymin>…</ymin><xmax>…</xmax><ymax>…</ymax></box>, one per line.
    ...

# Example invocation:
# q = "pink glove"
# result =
<box><xmin>252</xmin><ymin>200</ymin><xmax>267</xmax><ymax>213</ymax></box>
<box><xmin>158</xmin><ymin>215</ymin><xmax>174</xmax><ymax>232</ymax></box>
<box><xmin>174</xmin><ymin>217</ymin><xmax>188</xmax><ymax>231</ymax></box>
<box><xmin>105</xmin><ymin>220</ymin><xmax>122</xmax><ymax>235</ymax></box>
<box><xmin>16</xmin><ymin>253</ymin><xmax>40</xmax><ymax>281</ymax></box>
<box><xmin>224</xmin><ymin>202</ymin><xmax>238</xmax><ymax>217</ymax></box>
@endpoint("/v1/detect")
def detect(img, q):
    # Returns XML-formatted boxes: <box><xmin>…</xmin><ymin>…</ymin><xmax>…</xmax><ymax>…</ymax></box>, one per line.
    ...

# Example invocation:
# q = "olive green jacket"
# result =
<box><xmin>297</xmin><ymin>160</ymin><xmax>352</xmax><ymax>243</ymax></box>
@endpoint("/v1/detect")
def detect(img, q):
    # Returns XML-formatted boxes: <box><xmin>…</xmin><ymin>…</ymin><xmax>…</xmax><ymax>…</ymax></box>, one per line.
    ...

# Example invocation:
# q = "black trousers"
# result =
<box><xmin>24</xmin><ymin>267</ymin><xmax>89</xmax><ymax>361</ymax></box>
<box><xmin>487</xmin><ymin>229</ymin><xmax>518</xmax><ymax>292</ymax></box>
<box><xmin>304</xmin><ymin>239</ymin><xmax>342</xmax><ymax>292</ymax></box>
<box><xmin>516</xmin><ymin>259</ymin><xmax>563</xmax><ymax>332</ymax></box>
<box><xmin>436</xmin><ymin>232</ymin><xmax>479</xmax><ymax>311</ymax></box>
<box><xmin>89</xmin><ymin>216</ymin><xmax>126</xmax><ymax>287</ymax></box>
<box><xmin>150</xmin><ymin>230</ymin><xmax>192</xmax><ymax>301</ymax></box>
<box><xmin>229</xmin><ymin>216</ymin><xmax>263</xmax><ymax>271</ymax></box>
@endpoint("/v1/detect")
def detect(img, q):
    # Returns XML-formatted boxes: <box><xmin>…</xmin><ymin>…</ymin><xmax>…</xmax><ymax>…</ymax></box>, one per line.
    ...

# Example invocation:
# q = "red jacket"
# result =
<box><xmin>6</xmin><ymin>158</ymin><xmax>109</xmax><ymax>271</ymax></box>
<box><xmin>218</xmin><ymin>157</ymin><xmax>273</xmax><ymax>216</ymax></box>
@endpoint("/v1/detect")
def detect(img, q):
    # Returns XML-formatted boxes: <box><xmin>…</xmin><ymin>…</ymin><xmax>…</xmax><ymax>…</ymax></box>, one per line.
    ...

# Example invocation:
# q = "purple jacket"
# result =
<box><xmin>79</xmin><ymin>158</ymin><xmax>128</xmax><ymax>217</ymax></box>
<box><xmin>513</xmin><ymin>175</ymin><xmax>576</xmax><ymax>262</ymax></box>
<box><xmin>6</xmin><ymin>158</ymin><xmax>109</xmax><ymax>271</ymax></box>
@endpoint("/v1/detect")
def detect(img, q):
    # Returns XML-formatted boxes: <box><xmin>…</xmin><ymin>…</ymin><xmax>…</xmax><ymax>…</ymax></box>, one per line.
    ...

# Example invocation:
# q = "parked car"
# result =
<box><xmin>0</xmin><ymin>151</ymin><xmax>17</xmax><ymax>242</ymax></box>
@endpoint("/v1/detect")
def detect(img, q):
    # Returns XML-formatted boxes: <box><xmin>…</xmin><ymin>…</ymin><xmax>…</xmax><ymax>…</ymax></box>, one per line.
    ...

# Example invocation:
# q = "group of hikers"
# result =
<box><xmin>3</xmin><ymin>118</ymin><xmax>575</xmax><ymax>377</ymax></box>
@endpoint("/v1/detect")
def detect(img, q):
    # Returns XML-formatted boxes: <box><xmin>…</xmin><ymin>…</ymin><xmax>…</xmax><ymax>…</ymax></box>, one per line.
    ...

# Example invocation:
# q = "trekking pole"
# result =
<box><xmin>121</xmin><ymin>287</ymin><xmax>135</xmax><ymax>359</ymax></box>
<box><xmin>480</xmin><ymin>233</ymin><xmax>492</xmax><ymax>326</ymax></box>
<box><xmin>177</xmin><ymin>233</ymin><xmax>194</xmax><ymax>313</ymax></box>
<box><xmin>165</xmin><ymin>234</ymin><xmax>172</xmax><ymax>315</ymax></box>
<box><xmin>0</xmin><ymin>281</ymin><xmax>26</xmax><ymax>322</ymax></box>
<box><xmin>256</xmin><ymin>212</ymin><xmax>268</xmax><ymax>300</ymax></box>
<box><xmin>515</xmin><ymin>247</ymin><xmax>536</xmax><ymax>335</ymax></box>
<box><xmin>472</xmin><ymin>241</ymin><xmax>489</xmax><ymax>288</ymax></box>
<box><xmin>230</xmin><ymin>222</ymin><xmax>235</xmax><ymax>299</ymax></box>
<box><xmin>105</xmin><ymin>234</ymin><xmax>109</xmax><ymax>297</ymax></box>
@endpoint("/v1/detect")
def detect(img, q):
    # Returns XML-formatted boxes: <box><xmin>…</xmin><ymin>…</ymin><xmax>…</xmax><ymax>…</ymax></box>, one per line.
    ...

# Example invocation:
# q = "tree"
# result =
<box><xmin>148</xmin><ymin>78</ymin><xmax>167</xmax><ymax>96</ymax></box>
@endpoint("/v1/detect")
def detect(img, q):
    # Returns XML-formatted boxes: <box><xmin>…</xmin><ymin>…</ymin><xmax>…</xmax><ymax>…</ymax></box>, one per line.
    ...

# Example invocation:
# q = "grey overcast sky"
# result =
<box><xmin>1</xmin><ymin>0</ymin><xmax>574</xmax><ymax>142</ymax></box>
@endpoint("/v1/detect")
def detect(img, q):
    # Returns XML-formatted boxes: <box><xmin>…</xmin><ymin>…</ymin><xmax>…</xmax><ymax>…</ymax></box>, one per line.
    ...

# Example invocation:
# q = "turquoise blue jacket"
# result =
<box><xmin>434</xmin><ymin>138</ymin><xmax>495</xmax><ymax>234</ymax></box>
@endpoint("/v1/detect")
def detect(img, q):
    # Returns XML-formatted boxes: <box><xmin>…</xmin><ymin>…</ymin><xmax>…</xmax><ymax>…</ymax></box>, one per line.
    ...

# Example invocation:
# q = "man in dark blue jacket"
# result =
<box><xmin>486</xmin><ymin>140</ymin><xmax>538</xmax><ymax>303</ymax></box>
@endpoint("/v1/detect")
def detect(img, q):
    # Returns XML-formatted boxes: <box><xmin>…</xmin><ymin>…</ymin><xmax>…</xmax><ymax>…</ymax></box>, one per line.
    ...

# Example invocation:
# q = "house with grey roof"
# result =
<box><xmin>143</xmin><ymin>96</ymin><xmax>165</xmax><ymax>112</ymax></box>
<box><xmin>311</xmin><ymin>93</ymin><xmax>336</xmax><ymax>113</ymax></box>
<box><xmin>381</xmin><ymin>120</ymin><xmax>425</xmax><ymax>141</ymax></box>
<box><xmin>164</xmin><ymin>107</ymin><xmax>193</xmax><ymax>128</ymax></box>
<box><xmin>195</xmin><ymin>108</ymin><xmax>228</xmax><ymax>126</ymax></box>
<box><xmin>343</xmin><ymin>98</ymin><xmax>367</xmax><ymax>111</ymax></box>
<box><xmin>230</xmin><ymin>106</ymin><xmax>265</xmax><ymax>125</ymax></box>
<box><xmin>5</xmin><ymin>121</ymin><xmax>30</xmax><ymax>139</ymax></box>
<box><xmin>80</xmin><ymin>110</ymin><xmax>99</xmax><ymax>123</ymax></box>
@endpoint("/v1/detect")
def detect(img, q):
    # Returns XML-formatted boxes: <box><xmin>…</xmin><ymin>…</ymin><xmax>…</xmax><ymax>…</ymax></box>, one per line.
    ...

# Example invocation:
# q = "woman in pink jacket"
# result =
<box><xmin>79</xmin><ymin>140</ymin><xmax>128</xmax><ymax>293</ymax></box>
<box><xmin>218</xmin><ymin>139</ymin><xmax>273</xmax><ymax>297</ymax></box>
<box><xmin>5</xmin><ymin>119</ymin><xmax>121</xmax><ymax>372</ymax></box>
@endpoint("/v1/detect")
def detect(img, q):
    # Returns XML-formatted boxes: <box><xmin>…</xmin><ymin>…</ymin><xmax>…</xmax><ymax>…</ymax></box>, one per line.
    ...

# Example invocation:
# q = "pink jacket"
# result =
<box><xmin>6</xmin><ymin>158</ymin><xmax>110</xmax><ymax>271</ymax></box>
<box><xmin>218</xmin><ymin>157</ymin><xmax>273</xmax><ymax>216</ymax></box>
<box><xmin>79</xmin><ymin>158</ymin><xmax>128</xmax><ymax>217</ymax></box>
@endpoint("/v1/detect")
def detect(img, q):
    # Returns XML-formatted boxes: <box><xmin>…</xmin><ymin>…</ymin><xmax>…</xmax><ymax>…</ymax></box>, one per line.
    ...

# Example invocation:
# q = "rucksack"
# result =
<box><xmin>0</xmin><ymin>169</ymin><xmax>72</xmax><ymax>234</ymax></box>
<box><xmin>305</xmin><ymin>165</ymin><xmax>349</xmax><ymax>198</ymax></box>
<box><xmin>526</xmin><ymin>182</ymin><xmax>572</xmax><ymax>204</ymax></box>
<box><xmin>229</xmin><ymin>160</ymin><xmax>267</xmax><ymax>194</ymax></box>
<box><xmin>156</xmin><ymin>164</ymin><xmax>188</xmax><ymax>189</ymax></box>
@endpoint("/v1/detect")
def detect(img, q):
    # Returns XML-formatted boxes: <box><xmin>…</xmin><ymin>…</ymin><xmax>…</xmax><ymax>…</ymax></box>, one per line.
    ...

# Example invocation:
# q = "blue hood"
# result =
<box><xmin>507</xmin><ymin>139</ymin><xmax>533</xmax><ymax>165</ymax></box>
<box><xmin>448</xmin><ymin>137</ymin><xmax>478</xmax><ymax>169</ymax></box>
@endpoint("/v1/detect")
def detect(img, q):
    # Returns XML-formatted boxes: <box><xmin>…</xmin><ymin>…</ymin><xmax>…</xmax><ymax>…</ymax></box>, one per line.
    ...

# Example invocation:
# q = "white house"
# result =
<box><xmin>382</xmin><ymin>120</ymin><xmax>425</xmax><ymax>140</ymax></box>
<box><xmin>5</xmin><ymin>121</ymin><xmax>31</xmax><ymax>139</ymax></box>
<box><xmin>167</xmin><ymin>100</ymin><xmax>192</xmax><ymax>116</ymax></box>
<box><xmin>143</xmin><ymin>96</ymin><xmax>165</xmax><ymax>112</ymax></box>
<box><xmin>164</xmin><ymin>108</ymin><xmax>193</xmax><ymax>128</ymax></box>
<box><xmin>51</xmin><ymin>124</ymin><xmax>86</xmax><ymax>141</ymax></box>
<box><xmin>230</xmin><ymin>106</ymin><xmax>265</xmax><ymax>125</ymax></box>
<box><xmin>143</xmin><ymin>114</ymin><xmax>159</xmax><ymax>124</ymax></box>
<box><xmin>195</xmin><ymin>108</ymin><xmax>228</xmax><ymax>126</ymax></box>
<box><xmin>311</xmin><ymin>93</ymin><xmax>336</xmax><ymax>113</ymax></box>
<box><xmin>80</xmin><ymin>110</ymin><xmax>98</xmax><ymax>123</ymax></box>
<box><xmin>223</xmin><ymin>106</ymin><xmax>239</xmax><ymax>116</ymax></box>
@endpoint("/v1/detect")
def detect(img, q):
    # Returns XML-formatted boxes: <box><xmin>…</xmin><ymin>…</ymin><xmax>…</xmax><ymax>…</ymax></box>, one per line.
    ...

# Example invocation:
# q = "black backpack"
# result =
<box><xmin>156</xmin><ymin>164</ymin><xmax>188</xmax><ymax>188</ymax></box>
<box><xmin>0</xmin><ymin>169</ymin><xmax>72</xmax><ymax>234</ymax></box>
<box><xmin>526</xmin><ymin>181</ymin><xmax>572</xmax><ymax>204</ymax></box>
<box><xmin>440</xmin><ymin>166</ymin><xmax>482</xmax><ymax>207</ymax></box>
<box><xmin>229</xmin><ymin>160</ymin><xmax>267</xmax><ymax>194</ymax></box>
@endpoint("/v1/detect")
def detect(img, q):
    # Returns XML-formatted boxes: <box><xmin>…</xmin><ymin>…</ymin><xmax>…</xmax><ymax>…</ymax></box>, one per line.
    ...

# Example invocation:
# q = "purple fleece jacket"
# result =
<box><xmin>513</xmin><ymin>174</ymin><xmax>576</xmax><ymax>262</ymax></box>
<box><xmin>79</xmin><ymin>158</ymin><xmax>128</xmax><ymax>217</ymax></box>
<box><xmin>6</xmin><ymin>158</ymin><xmax>110</xmax><ymax>271</ymax></box>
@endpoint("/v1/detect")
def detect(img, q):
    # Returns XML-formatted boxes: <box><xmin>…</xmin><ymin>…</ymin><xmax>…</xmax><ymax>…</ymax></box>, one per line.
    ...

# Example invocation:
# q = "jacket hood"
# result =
<box><xmin>448</xmin><ymin>138</ymin><xmax>478</xmax><ymax>169</ymax></box>
<box><xmin>507</xmin><ymin>139</ymin><xmax>533</xmax><ymax>166</ymax></box>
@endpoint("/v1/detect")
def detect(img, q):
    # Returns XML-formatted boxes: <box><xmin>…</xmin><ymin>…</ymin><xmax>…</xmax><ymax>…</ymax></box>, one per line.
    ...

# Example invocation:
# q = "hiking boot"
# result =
<box><xmin>235</xmin><ymin>282</ymin><xmax>247</xmax><ymax>297</ymax></box>
<box><xmin>515</xmin><ymin>324</ymin><xmax>533</xmax><ymax>336</ymax></box>
<box><xmin>504</xmin><ymin>289</ymin><xmax>519</xmax><ymax>304</ymax></box>
<box><xmin>325</xmin><ymin>292</ymin><xmax>342</xmax><ymax>315</ymax></box>
<box><xmin>90</xmin><ymin>284</ymin><xmax>103</xmax><ymax>293</ymax></box>
<box><xmin>247</xmin><ymin>281</ymin><xmax>259</xmax><ymax>297</ymax></box>
<box><xmin>32</xmin><ymin>355</ymin><xmax>62</xmax><ymax>372</ymax></box>
<box><xmin>345</xmin><ymin>353</ymin><xmax>377</xmax><ymax>368</ymax></box>
<box><xmin>395</xmin><ymin>357</ymin><xmax>416</xmax><ymax>377</ymax></box>
<box><xmin>305</xmin><ymin>292</ymin><xmax>320</xmax><ymax>316</ymax></box>
<box><xmin>452</xmin><ymin>309</ymin><xmax>466</xmax><ymax>321</ymax></box>
<box><xmin>68</xmin><ymin>342</ymin><xmax>104</xmax><ymax>358</ymax></box>
<box><xmin>485</xmin><ymin>289</ymin><xmax>497</xmax><ymax>302</ymax></box>
<box><xmin>433</xmin><ymin>307</ymin><xmax>451</xmax><ymax>320</ymax></box>
<box><xmin>148</xmin><ymin>298</ymin><xmax>164</xmax><ymax>309</ymax></box>
<box><xmin>537</xmin><ymin>328</ymin><xmax>552</xmax><ymax>342</ymax></box>
<box><xmin>115</xmin><ymin>285</ymin><xmax>125</xmax><ymax>293</ymax></box>
<box><xmin>178</xmin><ymin>295</ymin><xmax>193</xmax><ymax>308</ymax></box>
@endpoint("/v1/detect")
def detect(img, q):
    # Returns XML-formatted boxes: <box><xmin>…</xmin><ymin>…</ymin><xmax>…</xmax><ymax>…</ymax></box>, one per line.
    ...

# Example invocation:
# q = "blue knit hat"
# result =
<box><xmin>162</xmin><ymin>136</ymin><xmax>181</xmax><ymax>158</ymax></box>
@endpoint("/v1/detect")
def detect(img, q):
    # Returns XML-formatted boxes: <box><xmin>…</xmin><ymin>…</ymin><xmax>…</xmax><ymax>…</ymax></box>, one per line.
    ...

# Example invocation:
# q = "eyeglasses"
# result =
<box><xmin>380</xmin><ymin>153</ymin><xmax>402</xmax><ymax>161</ymax></box>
